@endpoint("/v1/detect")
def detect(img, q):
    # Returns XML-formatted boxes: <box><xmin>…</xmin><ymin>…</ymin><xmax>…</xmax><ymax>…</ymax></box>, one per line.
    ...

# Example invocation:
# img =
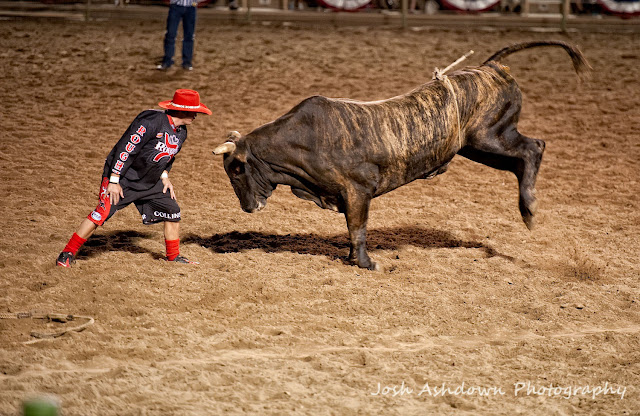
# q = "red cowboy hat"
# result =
<box><xmin>158</xmin><ymin>89</ymin><xmax>212</xmax><ymax>115</ymax></box>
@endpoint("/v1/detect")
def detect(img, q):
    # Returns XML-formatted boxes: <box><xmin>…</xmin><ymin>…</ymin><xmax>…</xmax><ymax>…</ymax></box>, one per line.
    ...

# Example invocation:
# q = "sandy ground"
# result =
<box><xmin>0</xmin><ymin>15</ymin><xmax>639</xmax><ymax>415</ymax></box>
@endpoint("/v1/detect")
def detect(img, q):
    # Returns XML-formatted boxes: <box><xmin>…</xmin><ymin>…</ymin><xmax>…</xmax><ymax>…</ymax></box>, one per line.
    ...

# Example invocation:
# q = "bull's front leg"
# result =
<box><xmin>342</xmin><ymin>189</ymin><xmax>378</xmax><ymax>271</ymax></box>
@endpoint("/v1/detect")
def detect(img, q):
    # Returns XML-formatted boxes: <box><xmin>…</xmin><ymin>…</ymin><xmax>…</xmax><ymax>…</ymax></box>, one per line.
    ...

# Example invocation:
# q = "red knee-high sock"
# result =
<box><xmin>63</xmin><ymin>233</ymin><xmax>87</xmax><ymax>255</ymax></box>
<box><xmin>165</xmin><ymin>239</ymin><xmax>180</xmax><ymax>261</ymax></box>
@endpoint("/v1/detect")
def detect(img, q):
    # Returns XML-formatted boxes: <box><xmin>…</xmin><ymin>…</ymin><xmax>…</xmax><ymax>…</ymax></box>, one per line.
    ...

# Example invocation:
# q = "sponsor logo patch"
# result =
<box><xmin>153</xmin><ymin>132</ymin><xmax>180</xmax><ymax>162</ymax></box>
<box><xmin>153</xmin><ymin>211</ymin><xmax>181</xmax><ymax>220</ymax></box>
<box><xmin>91</xmin><ymin>211</ymin><xmax>102</xmax><ymax>221</ymax></box>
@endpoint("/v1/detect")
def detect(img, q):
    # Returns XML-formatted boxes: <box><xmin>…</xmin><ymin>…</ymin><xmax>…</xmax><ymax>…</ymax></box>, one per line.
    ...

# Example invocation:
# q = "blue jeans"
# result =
<box><xmin>162</xmin><ymin>4</ymin><xmax>196</xmax><ymax>68</ymax></box>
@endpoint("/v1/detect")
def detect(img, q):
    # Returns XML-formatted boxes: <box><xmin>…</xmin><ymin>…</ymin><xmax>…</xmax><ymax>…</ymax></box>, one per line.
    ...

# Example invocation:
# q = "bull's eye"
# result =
<box><xmin>228</xmin><ymin>159</ymin><xmax>245</xmax><ymax>176</ymax></box>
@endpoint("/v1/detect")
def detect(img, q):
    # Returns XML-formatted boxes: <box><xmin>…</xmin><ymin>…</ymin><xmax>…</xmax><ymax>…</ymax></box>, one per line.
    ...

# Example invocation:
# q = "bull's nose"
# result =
<box><xmin>241</xmin><ymin>199</ymin><xmax>265</xmax><ymax>213</ymax></box>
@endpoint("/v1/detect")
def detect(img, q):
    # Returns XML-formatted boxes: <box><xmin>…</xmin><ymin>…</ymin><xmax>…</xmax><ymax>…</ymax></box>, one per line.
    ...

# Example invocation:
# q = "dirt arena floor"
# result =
<box><xmin>0</xmin><ymin>14</ymin><xmax>639</xmax><ymax>415</ymax></box>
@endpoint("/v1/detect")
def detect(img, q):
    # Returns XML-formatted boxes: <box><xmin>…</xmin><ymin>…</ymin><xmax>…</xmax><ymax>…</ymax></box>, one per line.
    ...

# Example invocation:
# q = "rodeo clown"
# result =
<box><xmin>56</xmin><ymin>89</ymin><xmax>211</xmax><ymax>267</ymax></box>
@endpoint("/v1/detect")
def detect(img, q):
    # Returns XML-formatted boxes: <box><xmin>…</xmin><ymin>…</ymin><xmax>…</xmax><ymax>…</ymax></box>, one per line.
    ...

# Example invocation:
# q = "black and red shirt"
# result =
<box><xmin>102</xmin><ymin>110</ymin><xmax>187</xmax><ymax>191</ymax></box>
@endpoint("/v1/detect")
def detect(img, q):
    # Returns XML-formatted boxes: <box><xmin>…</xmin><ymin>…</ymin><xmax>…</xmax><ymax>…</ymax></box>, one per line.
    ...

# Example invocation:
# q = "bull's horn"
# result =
<box><xmin>213</xmin><ymin>141</ymin><xmax>237</xmax><ymax>155</ymax></box>
<box><xmin>227</xmin><ymin>130</ymin><xmax>241</xmax><ymax>140</ymax></box>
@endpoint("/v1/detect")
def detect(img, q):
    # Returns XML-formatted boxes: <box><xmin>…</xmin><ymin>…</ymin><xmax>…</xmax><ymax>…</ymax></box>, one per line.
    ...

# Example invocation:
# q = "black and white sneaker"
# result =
<box><xmin>167</xmin><ymin>255</ymin><xmax>199</xmax><ymax>264</ymax></box>
<box><xmin>56</xmin><ymin>251</ymin><xmax>75</xmax><ymax>268</ymax></box>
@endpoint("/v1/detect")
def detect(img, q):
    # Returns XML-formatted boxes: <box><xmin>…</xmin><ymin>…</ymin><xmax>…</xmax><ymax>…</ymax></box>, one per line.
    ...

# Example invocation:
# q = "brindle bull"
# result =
<box><xmin>213</xmin><ymin>41</ymin><xmax>590</xmax><ymax>270</ymax></box>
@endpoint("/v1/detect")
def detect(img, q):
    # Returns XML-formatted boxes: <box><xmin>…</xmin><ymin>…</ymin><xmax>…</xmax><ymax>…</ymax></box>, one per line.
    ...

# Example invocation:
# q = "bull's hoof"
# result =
<box><xmin>520</xmin><ymin>197</ymin><xmax>538</xmax><ymax>231</ymax></box>
<box><xmin>366</xmin><ymin>261</ymin><xmax>381</xmax><ymax>272</ymax></box>
<box><xmin>350</xmin><ymin>258</ymin><xmax>380</xmax><ymax>271</ymax></box>
<box><xmin>356</xmin><ymin>260</ymin><xmax>379</xmax><ymax>271</ymax></box>
<box><xmin>523</xmin><ymin>214</ymin><xmax>536</xmax><ymax>231</ymax></box>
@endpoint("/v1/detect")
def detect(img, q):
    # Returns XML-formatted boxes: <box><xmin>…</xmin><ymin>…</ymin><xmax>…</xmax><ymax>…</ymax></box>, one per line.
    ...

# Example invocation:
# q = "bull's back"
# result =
<box><xmin>453</xmin><ymin>64</ymin><xmax>522</xmax><ymax>139</ymax></box>
<box><xmin>251</xmin><ymin>65</ymin><xmax>518</xmax><ymax>196</ymax></box>
<box><xmin>287</xmin><ymin>91</ymin><xmax>463</xmax><ymax>194</ymax></box>
<box><xmin>295</xmin><ymin>67</ymin><xmax>516</xmax><ymax>193</ymax></box>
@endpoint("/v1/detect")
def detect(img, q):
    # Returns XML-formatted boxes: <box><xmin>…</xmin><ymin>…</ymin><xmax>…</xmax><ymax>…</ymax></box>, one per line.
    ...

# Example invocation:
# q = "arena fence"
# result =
<box><xmin>0</xmin><ymin>0</ymin><xmax>637</xmax><ymax>31</ymax></box>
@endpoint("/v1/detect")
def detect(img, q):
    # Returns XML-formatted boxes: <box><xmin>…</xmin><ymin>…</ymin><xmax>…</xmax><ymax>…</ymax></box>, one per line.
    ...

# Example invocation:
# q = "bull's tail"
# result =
<box><xmin>483</xmin><ymin>41</ymin><xmax>591</xmax><ymax>77</ymax></box>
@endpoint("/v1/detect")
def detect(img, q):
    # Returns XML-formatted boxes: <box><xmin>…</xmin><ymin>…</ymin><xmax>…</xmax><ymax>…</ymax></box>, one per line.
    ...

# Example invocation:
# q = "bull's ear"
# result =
<box><xmin>233</xmin><ymin>141</ymin><xmax>248</xmax><ymax>163</ymax></box>
<box><xmin>212</xmin><ymin>141</ymin><xmax>237</xmax><ymax>155</ymax></box>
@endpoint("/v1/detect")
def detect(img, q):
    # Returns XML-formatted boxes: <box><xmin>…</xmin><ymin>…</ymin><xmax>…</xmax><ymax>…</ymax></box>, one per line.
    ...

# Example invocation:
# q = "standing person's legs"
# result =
<box><xmin>57</xmin><ymin>178</ymin><xmax>128</xmax><ymax>267</ymax></box>
<box><xmin>162</xmin><ymin>4</ymin><xmax>183</xmax><ymax>68</ymax></box>
<box><xmin>56</xmin><ymin>219</ymin><xmax>98</xmax><ymax>267</ymax></box>
<box><xmin>77</xmin><ymin>218</ymin><xmax>99</xmax><ymax>240</ymax></box>
<box><xmin>134</xmin><ymin>186</ymin><xmax>198</xmax><ymax>264</ymax></box>
<box><xmin>181</xmin><ymin>6</ymin><xmax>196</xmax><ymax>69</ymax></box>
<box><xmin>164</xmin><ymin>221</ymin><xmax>179</xmax><ymax>241</ymax></box>
<box><xmin>164</xmin><ymin>221</ymin><xmax>180</xmax><ymax>260</ymax></box>
<box><xmin>163</xmin><ymin>218</ymin><xmax>197</xmax><ymax>264</ymax></box>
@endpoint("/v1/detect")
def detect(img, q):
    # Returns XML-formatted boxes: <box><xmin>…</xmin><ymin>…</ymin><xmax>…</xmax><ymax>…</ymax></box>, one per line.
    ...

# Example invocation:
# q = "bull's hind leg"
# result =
<box><xmin>459</xmin><ymin>130</ymin><xmax>545</xmax><ymax>230</ymax></box>
<box><xmin>515</xmin><ymin>134</ymin><xmax>545</xmax><ymax>229</ymax></box>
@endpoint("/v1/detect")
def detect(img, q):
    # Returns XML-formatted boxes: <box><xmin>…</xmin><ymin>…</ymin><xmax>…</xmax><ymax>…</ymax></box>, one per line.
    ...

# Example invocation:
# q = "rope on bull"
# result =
<box><xmin>0</xmin><ymin>311</ymin><xmax>95</xmax><ymax>345</ymax></box>
<box><xmin>433</xmin><ymin>50</ymin><xmax>474</xmax><ymax>150</ymax></box>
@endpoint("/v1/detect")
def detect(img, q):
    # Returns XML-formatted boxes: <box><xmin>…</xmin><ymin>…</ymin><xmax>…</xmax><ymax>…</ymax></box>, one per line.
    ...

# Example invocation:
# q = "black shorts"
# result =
<box><xmin>88</xmin><ymin>178</ymin><xmax>181</xmax><ymax>226</ymax></box>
